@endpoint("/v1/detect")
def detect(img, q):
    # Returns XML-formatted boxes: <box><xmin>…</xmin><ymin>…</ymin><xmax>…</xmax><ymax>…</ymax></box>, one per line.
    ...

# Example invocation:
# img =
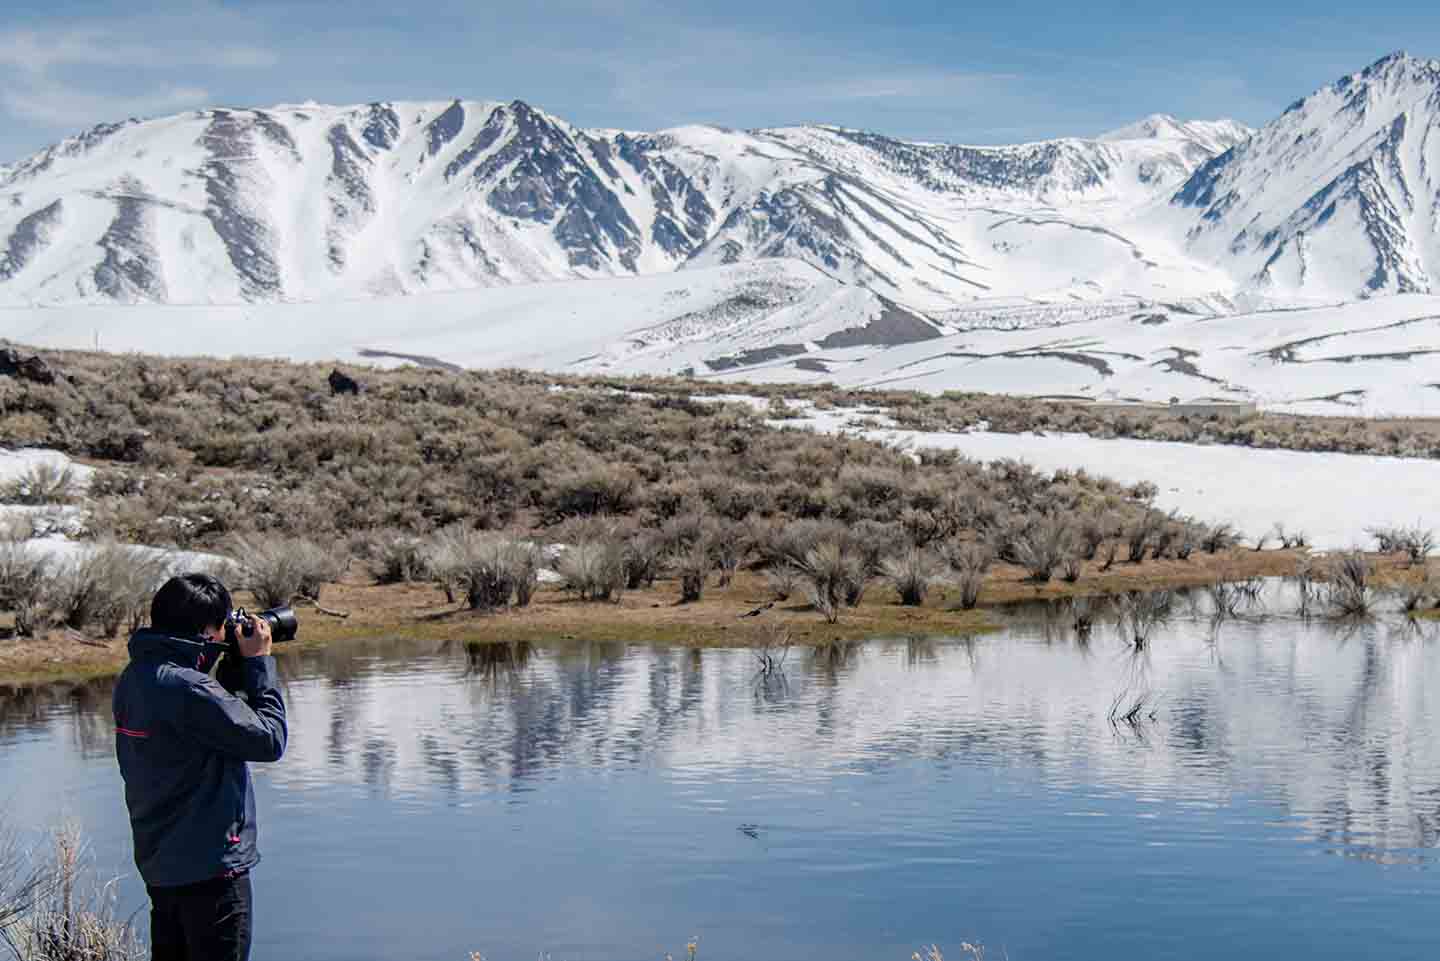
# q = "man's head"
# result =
<box><xmin>151</xmin><ymin>573</ymin><xmax>232</xmax><ymax>641</ymax></box>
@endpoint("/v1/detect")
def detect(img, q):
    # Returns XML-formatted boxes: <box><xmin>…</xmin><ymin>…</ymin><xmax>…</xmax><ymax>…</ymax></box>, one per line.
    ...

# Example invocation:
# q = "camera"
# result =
<box><xmin>223</xmin><ymin>606</ymin><xmax>299</xmax><ymax>646</ymax></box>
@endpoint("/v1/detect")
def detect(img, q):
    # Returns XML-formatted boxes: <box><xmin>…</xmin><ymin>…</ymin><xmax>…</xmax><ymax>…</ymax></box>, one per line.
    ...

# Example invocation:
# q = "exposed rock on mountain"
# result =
<box><xmin>1172</xmin><ymin>52</ymin><xmax>1440</xmax><ymax>299</ymax></box>
<box><xmin>0</xmin><ymin>96</ymin><xmax>1248</xmax><ymax>310</ymax></box>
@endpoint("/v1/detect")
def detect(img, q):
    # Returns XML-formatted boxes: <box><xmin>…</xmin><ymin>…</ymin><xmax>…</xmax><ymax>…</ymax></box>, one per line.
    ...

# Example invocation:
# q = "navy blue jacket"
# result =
<box><xmin>113</xmin><ymin>629</ymin><xmax>288</xmax><ymax>888</ymax></box>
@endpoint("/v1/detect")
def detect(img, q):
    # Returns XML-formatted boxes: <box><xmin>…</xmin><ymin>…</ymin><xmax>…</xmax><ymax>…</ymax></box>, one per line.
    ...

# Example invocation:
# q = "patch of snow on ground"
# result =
<box><xmin>0</xmin><ymin>448</ymin><xmax>94</xmax><ymax>488</ymax></box>
<box><xmin>773</xmin><ymin>406</ymin><xmax>1440</xmax><ymax>552</ymax></box>
<box><xmin>1</xmin><ymin>447</ymin><xmax>220</xmax><ymax>570</ymax></box>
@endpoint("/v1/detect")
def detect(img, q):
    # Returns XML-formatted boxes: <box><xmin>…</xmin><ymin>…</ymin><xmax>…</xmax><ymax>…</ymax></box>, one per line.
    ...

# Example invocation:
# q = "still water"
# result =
<box><xmin>2</xmin><ymin>597</ymin><xmax>1438</xmax><ymax>960</ymax></box>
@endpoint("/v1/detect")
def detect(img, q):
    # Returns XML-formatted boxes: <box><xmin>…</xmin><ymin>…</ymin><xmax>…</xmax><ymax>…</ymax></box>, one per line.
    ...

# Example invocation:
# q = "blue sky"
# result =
<box><xmin>1</xmin><ymin>1</ymin><xmax>1437</xmax><ymax>163</ymax></box>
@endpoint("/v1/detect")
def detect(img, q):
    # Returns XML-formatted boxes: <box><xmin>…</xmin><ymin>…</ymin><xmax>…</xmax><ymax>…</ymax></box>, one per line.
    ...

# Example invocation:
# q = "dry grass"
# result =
<box><xmin>0</xmin><ymin>823</ymin><xmax>142</xmax><ymax>961</ymax></box>
<box><xmin>0</xmin><ymin>546</ymin><xmax>1328</xmax><ymax>683</ymax></box>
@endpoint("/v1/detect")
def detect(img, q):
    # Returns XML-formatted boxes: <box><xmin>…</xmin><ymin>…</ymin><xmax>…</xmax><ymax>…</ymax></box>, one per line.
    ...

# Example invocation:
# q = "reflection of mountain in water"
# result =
<box><xmin>4</xmin><ymin>611</ymin><xmax>1437</xmax><ymax>858</ymax></box>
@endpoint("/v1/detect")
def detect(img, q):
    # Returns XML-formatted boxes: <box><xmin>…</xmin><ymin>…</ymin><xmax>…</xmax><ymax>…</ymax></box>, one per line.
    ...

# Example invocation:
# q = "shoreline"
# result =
<box><xmin>0</xmin><ymin>547</ymin><xmax>1325</xmax><ymax>686</ymax></box>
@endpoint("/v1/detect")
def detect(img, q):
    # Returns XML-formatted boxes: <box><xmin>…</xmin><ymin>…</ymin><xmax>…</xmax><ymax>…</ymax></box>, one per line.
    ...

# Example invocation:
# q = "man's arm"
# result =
<box><xmin>182</xmin><ymin>657</ymin><xmax>288</xmax><ymax>762</ymax></box>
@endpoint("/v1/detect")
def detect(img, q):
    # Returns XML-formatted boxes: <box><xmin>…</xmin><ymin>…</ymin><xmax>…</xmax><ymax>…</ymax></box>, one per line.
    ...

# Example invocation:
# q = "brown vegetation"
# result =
<box><xmin>4</xmin><ymin>342</ymin><xmax>1418</xmax><ymax>683</ymax></box>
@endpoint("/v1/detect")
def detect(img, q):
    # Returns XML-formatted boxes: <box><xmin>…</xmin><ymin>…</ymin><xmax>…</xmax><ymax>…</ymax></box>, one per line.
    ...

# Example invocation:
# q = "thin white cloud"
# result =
<box><xmin>789</xmin><ymin>70</ymin><xmax>1018</xmax><ymax>103</ymax></box>
<box><xmin>0</xmin><ymin>28</ymin><xmax>275</xmax><ymax>74</ymax></box>
<box><xmin>0</xmin><ymin>24</ymin><xmax>273</xmax><ymax>133</ymax></box>
<box><xmin>1</xmin><ymin>82</ymin><xmax>210</xmax><ymax>127</ymax></box>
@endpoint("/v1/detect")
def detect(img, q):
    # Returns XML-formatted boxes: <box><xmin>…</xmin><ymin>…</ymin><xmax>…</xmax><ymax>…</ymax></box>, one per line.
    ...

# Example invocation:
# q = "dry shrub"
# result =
<box><xmin>795</xmin><ymin>540</ymin><xmax>867</xmax><ymax>624</ymax></box>
<box><xmin>709</xmin><ymin>521</ymin><xmax>749</xmax><ymax>588</ymax></box>
<box><xmin>1271</xmin><ymin>523</ymin><xmax>1308</xmax><ymax>550</ymax></box>
<box><xmin>1201</xmin><ymin>522</ymin><xmax>1237</xmax><ymax>554</ymax></box>
<box><xmin>673</xmin><ymin>540</ymin><xmax>711</xmax><ymax>603</ymax></box>
<box><xmin>765</xmin><ymin>564</ymin><xmax>801</xmax><ymax>601</ymax></box>
<box><xmin>1397</xmin><ymin>568</ymin><xmax>1433</xmax><ymax>613</ymax></box>
<box><xmin>1368</xmin><ymin>524</ymin><xmax>1435</xmax><ymax>567</ymax></box>
<box><xmin>424</xmin><ymin>528</ymin><xmax>539</xmax><ymax>610</ymax></box>
<box><xmin>622</xmin><ymin>529</ymin><xmax>666</xmax><ymax>590</ymax></box>
<box><xmin>882</xmin><ymin>547</ymin><xmax>939</xmax><ymax>606</ymax></box>
<box><xmin>1150</xmin><ymin>520</ymin><xmax>1180</xmax><ymax>560</ymax></box>
<box><xmin>1077</xmin><ymin>516</ymin><xmax>1107</xmax><ymax>561</ymax></box>
<box><xmin>900</xmin><ymin>508</ymin><xmax>945</xmax><ymax>547</ymax></box>
<box><xmin>52</xmin><ymin>544</ymin><xmax>173</xmax><ymax>636</ymax></box>
<box><xmin>231</xmin><ymin>535</ymin><xmax>344</xmax><ymax>608</ymax></box>
<box><xmin>423</xmin><ymin>526</ymin><xmax>470</xmax><ymax>604</ymax></box>
<box><xmin>1</xmin><ymin>461</ymin><xmax>79</xmax><ymax>506</ymax></box>
<box><xmin>1125</xmin><ymin>512</ymin><xmax>1163</xmax><ymax>563</ymax></box>
<box><xmin>372</xmin><ymin>530</ymin><xmax>427</xmax><ymax>584</ymax></box>
<box><xmin>0</xmin><ymin>541</ymin><xmax>50</xmax><ymax>637</ymax></box>
<box><xmin>557</xmin><ymin>539</ymin><xmax>626</xmax><ymax>602</ymax></box>
<box><xmin>941</xmin><ymin>541</ymin><xmax>991</xmax><ymax>610</ymax></box>
<box><xmin>5</xmin><ymin>823</ymin><xmax>143</xmax><ymax>961</ymax></box>
<box><xmin>1326</xmin><ymin>551</ymin><xmax>1373</xmax><ymax>616</ymax></box>
<box><xmin>0</xmin><ymin>347</ymin><xmax>1207</xmax><ymax>565</ymax></box>
<box><xmin>544</xmin><ymin>464</ymin><xmax>639</xmax><ymax>520</ymax></box>
<box><xmin>1014</xmin><ymin>515</ymin><xmax>1074</xmax><ymax>583</ymax></box>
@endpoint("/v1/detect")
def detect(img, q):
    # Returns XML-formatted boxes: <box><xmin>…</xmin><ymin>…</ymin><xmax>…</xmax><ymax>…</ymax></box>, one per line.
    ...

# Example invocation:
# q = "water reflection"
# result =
<box><xmin>3</xmin><ymin>596</ymin><xmax>1438</xmax><ymax>864</ymax></box>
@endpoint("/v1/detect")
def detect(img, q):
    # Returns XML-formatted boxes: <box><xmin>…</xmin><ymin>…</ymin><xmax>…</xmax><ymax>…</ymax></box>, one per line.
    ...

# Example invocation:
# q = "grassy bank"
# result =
<box><xmin>0</xmin><ymin>547</ymin><xmax>1325</xmax><ymax>685</ymax></box>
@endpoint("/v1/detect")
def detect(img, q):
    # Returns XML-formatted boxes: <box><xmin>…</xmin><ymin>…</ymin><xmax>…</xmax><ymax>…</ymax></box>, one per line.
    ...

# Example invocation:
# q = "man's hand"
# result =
<box><xmin>237</xmin><ymin>615</ymin><xmax>273</xmax><ymax>658</ymax></box>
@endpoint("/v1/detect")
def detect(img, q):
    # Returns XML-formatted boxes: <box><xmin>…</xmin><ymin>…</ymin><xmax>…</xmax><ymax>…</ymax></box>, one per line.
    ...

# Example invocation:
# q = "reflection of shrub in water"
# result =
<box><xmin>1206</xmin><ymin>574</ymin><xmax>1264</xmax><ymax>620</ymax></box>
<box><xmin>464</xmin><ymin>641</ymin><xmax>533</xmax><ymax>680</ymax></box>
<box><xmin>1326</xmin><ymin>552</ymin><xmax>1374</xmax><ymax>616</ymax></box>
<box><xmin>1068</xmin><ymin>596</ymin><xmax>1101</xmax><ymax>641</ymax></box>
<box><xmin>1289</xmin><ymin>557</ymin><xmax>1324</xmax><ymax>617</ymax></box>
<box><xmin>754</xmin><ymin>625</ymin><xmax>791</xmax><ymax>676</ymax></box>
<box><xmin>1396</xmin><ymin>568</ymin><xmax>1434</xmax><ymax>613</ymax></box>
<box><xmin>1113</xmin><ymin>590</ymin><xmax>1174</xmax><ymax>650</ymax></box>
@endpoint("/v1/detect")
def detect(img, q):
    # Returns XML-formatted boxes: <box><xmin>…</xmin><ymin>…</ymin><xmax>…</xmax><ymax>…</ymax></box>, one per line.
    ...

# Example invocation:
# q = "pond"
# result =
<box><xmin>2</xmin><ymin>592</ymin><xmax>1438</xmax><ymax>960</ymax></box>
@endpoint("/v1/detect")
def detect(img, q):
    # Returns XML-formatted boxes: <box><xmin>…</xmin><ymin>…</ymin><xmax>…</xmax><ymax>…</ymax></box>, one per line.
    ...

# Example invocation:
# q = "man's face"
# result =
<box><xmin>199</xmin><ymin>623</ymin><xmax>226</xmax><ymax>644</ymax></box>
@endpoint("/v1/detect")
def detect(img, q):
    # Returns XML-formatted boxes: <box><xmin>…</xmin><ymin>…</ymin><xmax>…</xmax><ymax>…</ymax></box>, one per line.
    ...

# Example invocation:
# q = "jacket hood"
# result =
<box><xmin>128</xmin><ymin>628</ymin><xmax>222</xmax><ymax>671</ymax></box>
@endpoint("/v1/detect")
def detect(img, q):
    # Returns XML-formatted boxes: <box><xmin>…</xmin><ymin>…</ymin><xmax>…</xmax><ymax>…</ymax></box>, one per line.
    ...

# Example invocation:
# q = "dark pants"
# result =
<box><xmin>147</xmin><ymin>874</ymin><xmax>252</xmax><ymax>961</ymax></box>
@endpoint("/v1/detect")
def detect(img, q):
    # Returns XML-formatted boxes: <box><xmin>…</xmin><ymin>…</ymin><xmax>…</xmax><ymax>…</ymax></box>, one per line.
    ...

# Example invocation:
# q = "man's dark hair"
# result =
<box><xmin>151</xmin><ymin>573</ymin><xmax>232</xmax><ymax>637</ymax></box>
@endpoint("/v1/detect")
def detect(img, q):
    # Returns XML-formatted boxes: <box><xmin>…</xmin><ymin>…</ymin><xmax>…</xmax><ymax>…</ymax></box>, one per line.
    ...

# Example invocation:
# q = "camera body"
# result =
<box><xmin>223</xmin><ymin>606</ymin><xmax>300</xmax><ymax>646</ymax></box>
<box><xmin>215</xmin><ymin>607</ymin><xmax>298</xmax><ymax>695</ymax></box>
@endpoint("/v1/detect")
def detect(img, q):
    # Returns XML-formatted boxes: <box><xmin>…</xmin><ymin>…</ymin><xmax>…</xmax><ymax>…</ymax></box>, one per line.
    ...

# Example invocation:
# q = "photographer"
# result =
<box><xmin>112</xmin><ymin>573</ymin><xmax>288</xmax><ymax>961</ymax></box>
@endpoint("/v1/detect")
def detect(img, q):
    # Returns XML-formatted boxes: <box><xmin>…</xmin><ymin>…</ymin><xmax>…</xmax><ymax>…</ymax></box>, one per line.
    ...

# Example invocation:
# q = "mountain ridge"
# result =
<box><xmin>0</xmin><ymin>95</ymin><xmax>1248</xmax><ymax>310</ymax></box>
<box><xmin>1170</xmin><ymin>51</ymin><xmax>1440</xmax><ymax>299</ymax></box>
<box><xmin>4</xmin><ymin>52</ymin><xmax>1440</xmax><ymax>319</ymax></box>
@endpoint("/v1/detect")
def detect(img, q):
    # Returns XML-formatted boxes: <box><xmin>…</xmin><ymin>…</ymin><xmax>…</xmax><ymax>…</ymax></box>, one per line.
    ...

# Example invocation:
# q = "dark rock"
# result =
<box><xmin>328</xmin><ymin>369</ymin><xmax>362</xmax><ymax>395</ymax></box>
<box><xmin>201</xmin><ymin>111</ymin><xmax>281</xmax><ymax>300</ymax></box>
<box><xmin>93</xmin><ymin>176</ymin><xmax>166</xmax><ymax>301</ymax></box>
<box><xmin>815</xmin><ymin>300</ymin><xmax>942</xmax><ymax>349</ymax></box>
<box><xmin>425</xmin><ymin>101</ymin><xmax>466</xmax><ymax>157</ymax></box>
<box><xmin>0</xmin><ymin>346</ymin><xmax>56</xmax><ymax>384</ymax></box>
<box><xmin>361</xmin><ymin>103</ymin><xmax>401</xmax><ymax>151</ymax></box>
<box><xmin>92</xmin><ymin>429</ymin><xmax>149</xmax><ymax>462</ymax></box>
<box><xmin>0</xmin><ymin>200</ymin><xmax>63</xmax><ymax>282</ymax></box>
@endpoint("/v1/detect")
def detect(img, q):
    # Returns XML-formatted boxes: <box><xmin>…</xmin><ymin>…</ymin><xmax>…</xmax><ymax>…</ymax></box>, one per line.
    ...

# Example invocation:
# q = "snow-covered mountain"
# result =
<box><xmin>0</xmin><ymin>96</ymin><xmax>1248</xmax><ymax>311</ymax></box>
<box><xmin>8</xmin><ymin>52</ymin><xmax>1440</xmax><ymax>414</ymax></box>
<box><xmin>1172</xmin><ymin>52</ymin><xmax>1440</xmax><ymax>299</ymax></box>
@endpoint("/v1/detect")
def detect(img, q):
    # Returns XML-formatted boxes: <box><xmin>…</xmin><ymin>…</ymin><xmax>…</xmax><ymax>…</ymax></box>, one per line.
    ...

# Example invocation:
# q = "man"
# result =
<box><xmin>113</xmin><ymin>573</ymin><xmax>288</xmax><ymax>961</ymax></box>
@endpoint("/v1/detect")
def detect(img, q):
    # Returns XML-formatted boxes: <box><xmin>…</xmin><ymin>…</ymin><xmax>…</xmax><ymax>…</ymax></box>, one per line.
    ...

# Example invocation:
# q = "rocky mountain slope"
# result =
<box><xmin>0</xmin><ymin>96</ymin><xmax>1248</xmax><ymax>311</ymax></box>
<box><xmin>1171</xmin><ymin>53</ymin><xmax>1440</xmax><ymax>299</ymax></box>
